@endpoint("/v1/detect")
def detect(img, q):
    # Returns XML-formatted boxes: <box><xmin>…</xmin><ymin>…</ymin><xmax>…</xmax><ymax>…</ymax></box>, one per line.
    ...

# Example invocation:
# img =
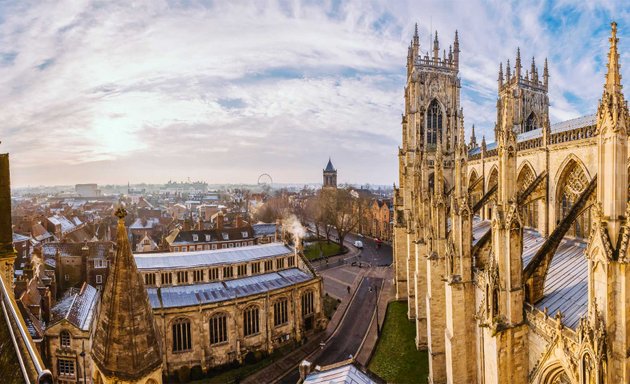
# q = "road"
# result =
<box><xmin>280</xmin><ymin>276</ymin><xmax>383</xmax><ymax>383</ymax></box>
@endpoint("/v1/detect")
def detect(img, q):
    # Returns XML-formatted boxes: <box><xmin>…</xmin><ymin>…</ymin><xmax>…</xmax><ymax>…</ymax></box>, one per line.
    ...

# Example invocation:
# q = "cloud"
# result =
<box><xmin>0</xmin><ymin>0</ymin><xmax>627</xmax><ymax>187</ymax></box>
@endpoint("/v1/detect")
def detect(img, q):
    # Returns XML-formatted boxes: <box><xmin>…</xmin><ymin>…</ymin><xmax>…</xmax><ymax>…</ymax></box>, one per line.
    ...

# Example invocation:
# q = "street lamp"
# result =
<box><xmin>368</xmin><ymin>284</ymin><xmax>380</xmax><ymax>336</ymax></box>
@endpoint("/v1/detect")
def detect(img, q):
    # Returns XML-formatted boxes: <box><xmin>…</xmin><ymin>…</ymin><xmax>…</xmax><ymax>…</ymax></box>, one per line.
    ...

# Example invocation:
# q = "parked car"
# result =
<box><xmin>354</xmin><ymin>240</ymin><xmax>363</xmax><ymax>249</ymax></box>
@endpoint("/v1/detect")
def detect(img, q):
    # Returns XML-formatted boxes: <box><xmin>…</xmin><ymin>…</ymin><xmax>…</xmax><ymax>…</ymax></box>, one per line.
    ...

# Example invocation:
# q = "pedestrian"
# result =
<box><xmin>347</xmin><ymin>286</ymin><xmax>351</xmax><ymax>294</ymax></box>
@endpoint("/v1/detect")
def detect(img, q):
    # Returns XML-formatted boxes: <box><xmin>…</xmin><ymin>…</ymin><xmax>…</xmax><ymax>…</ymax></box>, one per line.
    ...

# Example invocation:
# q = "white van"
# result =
<box><xmin>354</xmin><ymin>240</ymin><xmax>363</xmax><ymax>249</ymax></box>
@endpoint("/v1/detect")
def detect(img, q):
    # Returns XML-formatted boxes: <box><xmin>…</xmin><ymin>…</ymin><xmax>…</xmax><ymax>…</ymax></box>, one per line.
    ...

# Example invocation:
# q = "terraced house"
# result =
<box><xmin>394</xmin><ymin>22</ymin><xmax>630</xmax><ymax>383</ymax></box>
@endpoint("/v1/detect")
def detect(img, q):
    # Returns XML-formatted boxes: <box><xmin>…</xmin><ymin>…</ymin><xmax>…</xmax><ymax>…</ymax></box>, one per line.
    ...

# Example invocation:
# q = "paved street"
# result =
<box><xmin>272</xmin><ymin>227</ymin><xmax>392</xmax><ymax>383</ymax></box>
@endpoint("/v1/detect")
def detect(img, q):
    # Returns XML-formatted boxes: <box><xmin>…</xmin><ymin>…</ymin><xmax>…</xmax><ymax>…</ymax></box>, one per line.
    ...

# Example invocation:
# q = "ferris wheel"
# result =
<box><xmin>257</xmin><ymin>173</ymin><xmax>273</xmax><ymax>188</ymax></box>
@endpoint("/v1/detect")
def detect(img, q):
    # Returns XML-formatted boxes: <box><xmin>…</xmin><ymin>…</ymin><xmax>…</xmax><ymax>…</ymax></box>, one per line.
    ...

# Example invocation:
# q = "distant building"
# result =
<box><xmin>322</xmin><ymin>158</ymin><xmax>337</xmax><ymax>189</ymax></box>
<box><xmin>75</xmin><ymin>184</ymin><xmax>100</xmax><ymax>198</ymax></box>
<box><xmin>166</xmin><ymin>224</ymin><xmax>256</xmax><ymax>252</ymax></box>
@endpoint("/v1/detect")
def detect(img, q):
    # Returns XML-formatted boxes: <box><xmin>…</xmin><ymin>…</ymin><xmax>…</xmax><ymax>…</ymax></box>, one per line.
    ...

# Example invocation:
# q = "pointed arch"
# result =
<box><xmin>468</xmin><ymin>169</ymin><xmax>479</xmax><ymax>186</ymax></box>
<box><xmin>487</xmin><ymin>165</ymin><xmax>499</xmax><ymax>191</ymax></box>
<box><xmin>525</xmin><ymin>111</ymin><xmax>538</xmax><ymax>132</ymax></box>
<box><xmin>555</xmin><ymin>156</ymin><xmax>592</xmax><ymax>238</ymax></box>
<box><xmin>539</xmin><ymin>362</ymin><xmax>572</xmax><ymax>384</ymax></box>
<box><xmin>426</xmin><ymin>98</ymin><xmax>444</xmax><ymax>146</ymax></box>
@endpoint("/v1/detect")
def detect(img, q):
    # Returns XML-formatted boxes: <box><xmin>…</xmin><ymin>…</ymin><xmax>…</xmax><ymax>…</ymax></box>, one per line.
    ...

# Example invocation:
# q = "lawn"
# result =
<box><xmin>303</xmin><ymin>240</ymin><xmax>343</xmax><ymax>260</ymax></box>
<box><xmin>368</xmin><ymin>301</ymin><xmax>429</xmax><ymax>384</ymax></box>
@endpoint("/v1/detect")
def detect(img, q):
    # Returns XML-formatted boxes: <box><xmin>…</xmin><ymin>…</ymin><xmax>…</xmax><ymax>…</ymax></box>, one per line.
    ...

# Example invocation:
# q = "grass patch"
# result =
<box><xmin>304</xmin><ymin>240</ymin><xmax>342</xmax><ymax>260</ymax></box>
<box><xmin>368</xmin><ymin>301</ymin><xmax>429</xmax><ymax>383</ymax></box>
<box><xmin>323</xmin><ymin>293</ymin><xmax>340</xmax><ymax>319</ymax></box>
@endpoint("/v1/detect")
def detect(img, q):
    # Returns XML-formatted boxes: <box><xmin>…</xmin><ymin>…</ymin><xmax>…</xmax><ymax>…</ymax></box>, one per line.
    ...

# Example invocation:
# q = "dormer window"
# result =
<box><xmin>241</xmin><ymin>231</ymin><xmax>249</xmax><ymax>238</ymax></box>
<box><xmin>205</xmin><ymin>234</ymin><xmax>211</xmax><ymax>241</ymax></box>
<box><xmin>222</xmin><ymin>233</ymin><xmax>229</xmax><ymax>240</ymax></box>
<box><xmin>192</xmin><ymin>234</ymin><xmax>198</xmax><ymax>242</ymax></box>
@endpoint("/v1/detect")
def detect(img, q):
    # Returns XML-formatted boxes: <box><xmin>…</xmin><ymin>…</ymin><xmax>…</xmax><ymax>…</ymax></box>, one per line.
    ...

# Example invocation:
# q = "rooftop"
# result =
<box><xmin>148</xmin><ymin>268</ymin><xmax>313</xmax><ymax>309</ymax></box>
<box><xmin>135</xmin><ymin>242</ymin><xmax>294</xmax><ymax>270</ymax></box>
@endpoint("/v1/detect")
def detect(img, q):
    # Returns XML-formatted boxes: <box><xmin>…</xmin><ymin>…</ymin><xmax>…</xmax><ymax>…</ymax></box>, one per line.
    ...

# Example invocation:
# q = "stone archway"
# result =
<box><xmin>540</xmin><ymin>362</ymin><xmax>573</xmax><ymax>384</ymax></box>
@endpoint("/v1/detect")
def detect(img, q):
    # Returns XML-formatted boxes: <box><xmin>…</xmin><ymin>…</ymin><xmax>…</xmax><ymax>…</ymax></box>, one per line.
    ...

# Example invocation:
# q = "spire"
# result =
<box><xmin>413</xmin><ymin>22</ymin><xmax>419</xmax><ymax>46</ymax></box>
<box><xmin>506</xmin><ymin>59</ymin><xmax>511</xmax><ymax>81</ymax></box>
<box><xmin>605</xmin><ymin>21</ymin><xmax>622</xmax><ymax>95</ymax></box>
<box><xmin>515</xmin><ymin>47</ymin><xmax>522</xmax><ymax>79</ymax></box>
<box><xmin>498</xmin><ymin>62</ymin><xmax>504</xmax><ymax>88</ymax></box>
<box><xmin>470</xmin><ymin>124</ymin><xmax>477</xmax><ymax>147</ymax></box>
<box><xmin>543</xmin><ymin>58</ymin><xmax>549</xmax><ymax>90</ymax></box>
<box><xmin>531</xmin><ymin>56</ymin><xmax>537</xmax><ymax>83</ymax></box>
<box><xmin>90</xmin><ymin>206</ymin><xmax>163</xmax><ymax>381</ymax></box>
<box><xmin>453</xmin><ymin>30</ymin><xmax>460</xmax><ymax>68</ymax></box>
<box><xmin>595</xmin><ymin>21</ymin><xmax>629</xmax><ymax>246</ymax></box>
<box><xmin>324</xmin><ymin>157</ymin><xmax>336</xmax><ymax>172</ymax></box>
<box><xmin>449</xmin><ymin>45</ymin><xmax>453</xmax><ymax>64</ymax></box>
<box><xmin>433</xmin><ymin>30</ymin><xmax>439</xmax><ymax>61</ymax></box>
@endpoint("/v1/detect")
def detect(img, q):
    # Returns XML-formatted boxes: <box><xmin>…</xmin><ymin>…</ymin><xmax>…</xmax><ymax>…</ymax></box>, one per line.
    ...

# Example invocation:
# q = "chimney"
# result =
<box><xmin>217</xmin><ymin>212</ymin><xmax>224</xmax><ymax>230</ymax></box>
<box><xmin>236</xmin><ymin>215</ymin><xmax>244</xmax><ymax>228</ymax></box>
<box><xmin>299</xmin><ymin>360</ymin><xmax>313</xmax><ymax>381</ymax></box>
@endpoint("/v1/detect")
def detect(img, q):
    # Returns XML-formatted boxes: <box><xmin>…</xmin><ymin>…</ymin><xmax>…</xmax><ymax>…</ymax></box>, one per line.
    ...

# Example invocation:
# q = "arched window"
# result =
<box><xmin>274</xmin><ymin>298</ymin><xmax>289</xmax><ymax>327</ymax></box>
<box><xmin>301</xmin><ymin>291</ymin><xmax>314</xmax><ymax>317</ymax></box>
<box><xmin>243</xmin><ymin>306</ymin><xmax>260</xmax><ymax>337</ymax></box>
<box><xmin>557</xmin><ymin>159</ymin><xmax>590</xmax><ymax>238</ymax></box>
<box><xmin>60</xmin><ymin>330</ymin><xmax>71</xmax><ymax>348</ymax></box>
<box><xmin>172</xmin><ymin>318</ymin><xmax>192</xmax><ymax>352</ymax></box>
<box><xmin>525</xmin><ymin>112</ymin><xmax>537</xmax><ymax>132</ymax></box>
<box><xmin>209</xmin><ymin>313</ymin><xmax>228</xmax><ymax>345</ymax></box>
<box><xmin>426</xmin><ymin>99</ymin><xmax>442</xmax><ymax>146</ymax></box>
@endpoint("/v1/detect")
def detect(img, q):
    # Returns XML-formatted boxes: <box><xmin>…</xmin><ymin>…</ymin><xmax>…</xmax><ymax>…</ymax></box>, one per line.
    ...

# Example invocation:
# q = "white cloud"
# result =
<box><xmin>0</xmin><ymin>0</ymin><xmax>627</xmax><ymax>186</ymax></box>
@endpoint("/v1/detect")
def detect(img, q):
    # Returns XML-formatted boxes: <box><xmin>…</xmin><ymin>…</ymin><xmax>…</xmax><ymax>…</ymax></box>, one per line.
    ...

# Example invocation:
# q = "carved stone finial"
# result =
<box><xmin>114</xmin><ymin>206</ymin><xmax>127</xmax><ymax>220</ymax></box>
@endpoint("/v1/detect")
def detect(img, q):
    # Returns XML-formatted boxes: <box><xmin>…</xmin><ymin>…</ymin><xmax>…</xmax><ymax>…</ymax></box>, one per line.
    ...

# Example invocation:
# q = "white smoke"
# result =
<box><xmin>31</xmin><ymin>250</ymin><xmax>44</xmax><ymax>279</ymax></box>
<box><xmin>283</xmin><ymin>214</ymin><xmax>306</xmax><ymax>250</ymax></box>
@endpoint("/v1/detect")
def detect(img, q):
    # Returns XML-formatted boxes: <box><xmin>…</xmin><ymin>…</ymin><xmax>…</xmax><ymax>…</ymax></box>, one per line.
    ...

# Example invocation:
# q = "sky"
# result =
<box><xmin>0</xmin><ymin>0</ymin><xmax>628</xmax><ymax>187</ymax></box>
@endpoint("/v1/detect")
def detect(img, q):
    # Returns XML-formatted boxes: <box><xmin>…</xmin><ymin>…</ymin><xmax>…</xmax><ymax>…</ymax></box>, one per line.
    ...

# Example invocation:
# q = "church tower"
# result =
<box><xmin>586</xmin><ymin>22</ymin><xmax>630</xmax><ymax>383</ymax></box>
<box><xmin>322</xmin><ymin>158</ymin><xmax>337</xmax><ymax>189</ymax></box>
<box><xmin>90</xmin><ymin>207</ymin><xmax>163</xmax><ymax>384</ymax></box>
<box><xmin>393</xmin><ymin>23</ymin><xmax>464</xmax><ymax>382</ymax></box>
<box><xmin>0</xmin><ymin>153</ymin><xmax>16</xmax><ymax>297</ymax></box>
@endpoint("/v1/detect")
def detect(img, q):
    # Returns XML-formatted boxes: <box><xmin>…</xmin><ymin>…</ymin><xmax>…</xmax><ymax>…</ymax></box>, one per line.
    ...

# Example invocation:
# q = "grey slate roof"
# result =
<box><xmin>324</xmin><ymin>158</ymin><xmax>336</xmax><ymax>172</ymax></box>
<box><xmin>147</xmin><ymin>268</ymin><xmax>313</xmax><ymax>309</ymax></box>
<box><xmin>50</xmin><ymin>284</ymin><xmax>99</xmax><ymax>331</ymax></box>
<box><xmin>252</xmin><ymin>223</ymin><xmax>277</xmax><ymax>237</ymax></box>
<box><xmin>135</xmin><ymin>243</ymin><xmax>293</xmax><ymax>270</ymax></box>
<box><xmin>303</xmin><ymin>360</ymin><xmax>384</xmax><ymax>384</ymax></box>
<box><xmin>535</xmin><ymin>238</ymin><xmax>588</xmax><ymax>329</ymax></box>
<box><xmin>471</xmin><ymin>219</ymin><xmax>587</xmax><ymax>329</ymax></box>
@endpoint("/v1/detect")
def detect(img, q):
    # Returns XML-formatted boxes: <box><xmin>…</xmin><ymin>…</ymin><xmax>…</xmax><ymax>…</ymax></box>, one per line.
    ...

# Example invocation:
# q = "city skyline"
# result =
<box><xmin>0</xmin><ymin>1</ymin><xmax>628</xmax><ymax>187</ymax></box>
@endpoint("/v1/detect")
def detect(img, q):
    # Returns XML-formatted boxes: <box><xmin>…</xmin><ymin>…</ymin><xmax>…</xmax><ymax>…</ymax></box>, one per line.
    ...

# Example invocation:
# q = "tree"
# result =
<box><xmin>319</xmin><ymin>187</ymin><xmax>368</xmax><ymax>247</ymax></box>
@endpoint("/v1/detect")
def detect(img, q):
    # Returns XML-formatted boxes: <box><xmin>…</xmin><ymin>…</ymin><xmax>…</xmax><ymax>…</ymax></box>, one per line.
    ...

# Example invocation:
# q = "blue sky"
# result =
<box><xmin>0</xmin><ymin>0</ymin><xmax>627</xmax><ymax>187</ymax></box>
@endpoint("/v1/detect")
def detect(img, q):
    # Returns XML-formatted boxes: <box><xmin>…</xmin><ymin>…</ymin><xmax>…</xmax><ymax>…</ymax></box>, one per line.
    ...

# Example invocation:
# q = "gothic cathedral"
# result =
<box><xmin>394</xmin><ymin>22</ymin><xmax>629</xmax><ymax>384</ymax></box>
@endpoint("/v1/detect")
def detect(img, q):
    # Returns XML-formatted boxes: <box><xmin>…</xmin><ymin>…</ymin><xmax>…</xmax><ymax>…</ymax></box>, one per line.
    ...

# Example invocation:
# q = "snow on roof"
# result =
<box><xmin>148</xmin><ymin>268</ymin><xmax>313</xmax><ymax>309</ymax></box>
<box><xmin>135</xmin><ymin>243</ymin><xmax>293</xmax><ymax>270</ymax></box>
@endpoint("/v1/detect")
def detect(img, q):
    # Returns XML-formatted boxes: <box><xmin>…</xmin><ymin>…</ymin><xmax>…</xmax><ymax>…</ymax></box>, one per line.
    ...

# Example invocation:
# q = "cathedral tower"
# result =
<box><xmin>90</xmin><ymin>207</ymin><xmax>163</xmax><ymax>384</ymax></box>
<box><xmin>394</xmin><ymin>26</ymin><xmax>463</xmax><ymax>368</ymax></box>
